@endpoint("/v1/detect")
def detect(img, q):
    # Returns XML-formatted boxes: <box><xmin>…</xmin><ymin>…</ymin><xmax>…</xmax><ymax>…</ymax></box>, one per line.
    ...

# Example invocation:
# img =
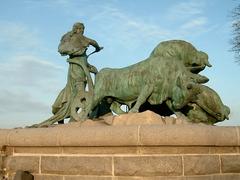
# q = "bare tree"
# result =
<box><xmin>231</xmin><ymin>4</ymin><xmax>240</xmax><ymax>62</ymax></box>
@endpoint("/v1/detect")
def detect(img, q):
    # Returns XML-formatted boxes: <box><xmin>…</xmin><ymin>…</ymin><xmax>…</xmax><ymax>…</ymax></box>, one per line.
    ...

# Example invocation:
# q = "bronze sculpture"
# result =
<box><xmin>31</xmin><ymin>23</ymin><xmax>230</xmax><ymax>127</ymax></box>
<box><xmin>32</xmin><ymin>22</ymin><xmax>103</xmax><ymax>127</ymax></box>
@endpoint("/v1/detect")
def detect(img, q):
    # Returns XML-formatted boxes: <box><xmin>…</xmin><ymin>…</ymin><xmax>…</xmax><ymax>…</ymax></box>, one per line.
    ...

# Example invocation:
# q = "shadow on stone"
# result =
<box><xmin>13</xmin><ymin>170</ymin><xmax>34</xmax><ymax>180</ymax></box>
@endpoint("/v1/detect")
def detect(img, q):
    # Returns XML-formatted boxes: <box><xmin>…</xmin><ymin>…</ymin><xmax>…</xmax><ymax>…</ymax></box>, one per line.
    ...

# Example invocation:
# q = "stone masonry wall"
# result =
<box><xmin>2</xmin><ymin>146</ymin><xmax>240</xmax><ymax>180</ymax></box>
<box><xmin>0</xmin><ymin>113</ymin><xmax>240</xmax><ymax>179</ymax></box>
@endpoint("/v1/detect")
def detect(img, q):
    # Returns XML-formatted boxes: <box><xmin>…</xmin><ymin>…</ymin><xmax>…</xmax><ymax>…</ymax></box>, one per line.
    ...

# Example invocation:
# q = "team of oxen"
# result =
<box><xmin>74</xmin><ymin>40</ymin><xmax>230</xmax><ymax>125</ymax></box>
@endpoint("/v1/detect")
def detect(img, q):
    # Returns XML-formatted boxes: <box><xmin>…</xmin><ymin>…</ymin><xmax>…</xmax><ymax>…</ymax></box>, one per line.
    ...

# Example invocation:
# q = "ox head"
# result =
<box><xmin>171</xmin><ymin>76</ymin><xmax>201</xmax><ymax>110</ymax></box>
<box><xmin>192</xmin><ymin>85</ymin><xmax>230</xmax><ymax>124</ymax></box>
<box><xmin>150</xmin><ymin>40</ymin><xmax>212</xmax><ymax>74</ymax></box>
<box><xmin>186</xmin><ymin>103</ymin><xmax>230</xmax><ymax>125</ymax></box>
<box><xmin>183</xmin><ymin>85</ymin><xmax>230</xmax><ymax>124</ymax></box>
<box><xmin>188</xmin><ymin>51</ymin><xmax>212</xmax><ymax>73</ymax></box>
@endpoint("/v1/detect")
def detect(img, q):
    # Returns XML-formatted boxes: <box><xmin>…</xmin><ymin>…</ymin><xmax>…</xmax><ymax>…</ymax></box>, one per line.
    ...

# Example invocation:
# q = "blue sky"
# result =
<box><xmin>0</xmin><ymin>0</ymin><xmax>239</xmax><ymax>128</ymax></box>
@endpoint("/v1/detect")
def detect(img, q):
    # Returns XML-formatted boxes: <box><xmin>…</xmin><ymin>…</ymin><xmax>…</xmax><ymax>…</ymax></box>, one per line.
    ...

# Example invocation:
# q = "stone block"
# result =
<box><xmin>113</xmin><ymin>177</ymin><xmax>143</xmax><ymax>180</ymax></box>
<box><xmin>209</xmin><ymin>147</ymin><xmax>238</xmax><ymax>154</ymax></box>
<box><xmin>238</xmin><ymin>127</ymin><xmax>240</xmax><ymax>146</ymax></box>
<box><xmin>114</xmin><ymin>156</ymin><xmax>182</xmax><ymax>176</ymax></box>
<box><xmin>185</xmin><ymin>176</ymin><xmax>212</xmax><ymax>180</ymax></box>
<box><xmin>212</xmin><ymin>174</ymin><xmax>240</xmax><ymax>180</ymax></box>
<box><xmin>113</xmin><ymin>176</ymin><xmax>189</xmax><ymax>180</ymax></box>
<box><xmin>117</xmin><ymin>176</ymin><xmax>213</xmax><ymax>180</ymax></box>
<box><xmin>221</xmin><ymin>155</ymin><xmax>240</xmax><ymax>173</ymax></box>
<box><xmin>5</xmin><ymin>156</ymin><xmax>39</xmax><ymax>173</ymax></box>
<box><xmin>214</xmin><ymin>127</ymin><xmax>239</xmax><ymax>146</ymax></box>
<box><xmin>13</xmin><ymin>170</ymin><xmax>34</xmax><ymax>180</ymax></box>
<box><xmin>139</xmin><ymin>125</ymin><xmax>238</xmax><ymax>146</ymax></box>
<box><xmin>64</xmin><ymin>176</ymin><xmax>112</xmax><ymax>180</ymax></box>
<box><xmin>8</xmin><ymin>128</ymin><xmax>59</xmax><ymax>146</ymax></box>
<box><xmin>105</xmin><ymin>111</ymin><xmax>165</xmax><ymax>126</ymax></box>
<box><xmin>14</xmin><ymin>147</ymin><xmax>61</xmax><ymax>154</ymax></box>
<box><xmin>58</xmin><ymin>126</ymin><xmax>139</xmax><ymax>146</ymax></box>
<box><xmin>56</xmin><ymin>120</ymin><xmax>107</xmax><ymax>127</ymax></box>
<box><xmin>140</xmin><ymin>146</ymin><xmax>209</xmax><ymax>154</ymax></box>
<box><xmin>62</xmin><ymin>146</ymin><xmax>138</xmax><ymax>154</ymax></box>
<box><xmin>34</xmin><ymin>174</ymin><xmax>64</xmax><ymax>180</ymax></box>
<box><xmin>184</xmin><ymin>155</ymin><xmax>220</xmax><ymax>175</ymax></box>
<box><xmin>41</xmin><ymin>156</ymin><xmax>112</xmax><ymax>175</ymax></box>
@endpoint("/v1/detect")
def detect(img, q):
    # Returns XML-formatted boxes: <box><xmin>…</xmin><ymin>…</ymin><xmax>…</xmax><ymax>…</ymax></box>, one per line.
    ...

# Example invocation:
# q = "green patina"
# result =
<box><xmin>30</xmin><ymin>23</ymin><xmax>230</xmax><ymax>127</ymax></box>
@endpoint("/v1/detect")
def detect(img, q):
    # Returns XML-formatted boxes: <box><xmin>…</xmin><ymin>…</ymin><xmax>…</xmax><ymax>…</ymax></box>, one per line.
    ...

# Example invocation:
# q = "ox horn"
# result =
<box><xmin>206</xmin><ymin>61</ymin><xmax>212</xmax><ymax>67</ymax></box>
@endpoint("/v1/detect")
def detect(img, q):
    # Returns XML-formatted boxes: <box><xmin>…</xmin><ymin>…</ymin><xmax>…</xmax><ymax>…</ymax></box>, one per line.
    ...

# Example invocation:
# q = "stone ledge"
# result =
<box><xmin>10</xmin><ymin>146</ymin><xmax>238</xmax><ymax>155</ymax></box>
<box><xmin>139</xmin><ymin>125</ymin><xmax>238</xmax><ymax>146</ymax></box>
<box><xmin>0</xmin><ymin>112</ymin><xmax>239</xmax><ymax>148</ymax></box>
<box><xmin>8</xmin><ymin>146</ymin><xmax>240</xmax><ymax>155</ymax></box>
<box><xmin>0</xmin><ymin>124</ymin><xmax>239</xmax><ymax>148</ymax></box>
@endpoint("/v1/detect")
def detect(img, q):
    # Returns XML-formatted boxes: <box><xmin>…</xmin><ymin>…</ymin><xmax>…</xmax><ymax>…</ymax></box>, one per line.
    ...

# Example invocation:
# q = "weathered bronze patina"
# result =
<box><xmin>82</xmin><ymin>40</ymin><xmax>229</xmax><ymax>124</ymax></box>
<box><xmin>31</xmin><ymin>22</ymin><xmax>103</xmax><ymax>127</ymax></box>
<box><xmin>31</xmin><ymin>25</ymin><xmax>230</xmax><ymax>127</ymax></box>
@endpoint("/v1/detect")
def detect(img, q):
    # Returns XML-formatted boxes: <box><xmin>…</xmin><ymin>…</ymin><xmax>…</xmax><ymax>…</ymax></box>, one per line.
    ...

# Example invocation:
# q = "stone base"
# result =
<box><xmin>0</xmin><ymin>111</ymin><xmax>239</xmax><ymax>179</ymax></box>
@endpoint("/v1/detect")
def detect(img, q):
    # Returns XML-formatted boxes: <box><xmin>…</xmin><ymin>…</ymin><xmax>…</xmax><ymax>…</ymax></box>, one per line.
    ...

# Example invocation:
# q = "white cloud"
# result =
<box><xmin>180</xmin><ymin>17</ymin><xmax>207</xmax><ymax>30</ymax></box>
<box><xmin>0</xmin><ymin>54</ymin><xmax>64</xmax><ymax>89</ymax></box>
<box><xmin>87</xmin><ymin>1</ymin><xmax>216</xmax><ymax>47</ymax></box>
<box><xmin>166</xmin><ymin>1</ymin><xmax>204</xmax><ymax>20</ymax></box>
<box><xmin>0</xmin><ymin>21</ymin><xmax>41</xmax><ymax>51</ymax></box>
<box><xmin>177</xmin><ymin>17</ymin><xmax>218</xmax><ymax>37</ymax></box>
<box><xmin>0</xmin><ymin>19</ymin><xmax>66</xmax><ymax>99</ymax></box>
<box><xmin>163</xmin><ymin>0</ymin><xmax>219</xmax><ymax>39</ymax></box>
<box><xmin>0</xmin><ymin>55</ymin><xmax>65</xmax><ymax>128</ymax></box>
<box><xmin>21</xmin><ymin>0</ymin><xmax>214</xmax><ymax>49</ymax></box>
<box><xmin>88</xmin><ymin>4</ymin><xmax>172</xmax><ymax>50</ymax></box>
<box><xmin>0</xmin><ymin>89</ymin><xmax>53</xmax><ymax>128</ymax></box>
<box><xmin>0</xmin><ymin>19</ymin><xmax>66</xmax><ymax>128</ymax></box>
<box><xmin>0</xmin><ymin>89</ymin><xmax>49</xmax><ymax>114</ymax></box>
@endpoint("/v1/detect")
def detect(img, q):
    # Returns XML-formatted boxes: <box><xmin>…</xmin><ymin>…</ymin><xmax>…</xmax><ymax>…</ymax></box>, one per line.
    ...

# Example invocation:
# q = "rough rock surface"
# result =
<box><xmin>55</xmin><ymin>110</ymin><xmax>192</xmax><ymax>128</ymax></box>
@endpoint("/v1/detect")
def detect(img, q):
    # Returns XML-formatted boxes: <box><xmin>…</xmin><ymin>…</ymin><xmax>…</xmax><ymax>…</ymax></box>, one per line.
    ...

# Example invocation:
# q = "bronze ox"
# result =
<box><xmin>79</xmin><ymin>56</ymin><xmax>201</xmax><ymax>119</ymax></box>
<box><xmin>184</xmin><ymin>85</ymin><xmax>230</xmax><ymax>124</ymax></box>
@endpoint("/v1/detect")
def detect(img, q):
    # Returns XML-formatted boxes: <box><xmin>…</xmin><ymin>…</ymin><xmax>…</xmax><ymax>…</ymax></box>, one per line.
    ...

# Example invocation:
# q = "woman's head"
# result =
<box><xmin>72</xmin><ymin>22</ymin><xmax>85</xmax><ymax>34</ymax></box>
